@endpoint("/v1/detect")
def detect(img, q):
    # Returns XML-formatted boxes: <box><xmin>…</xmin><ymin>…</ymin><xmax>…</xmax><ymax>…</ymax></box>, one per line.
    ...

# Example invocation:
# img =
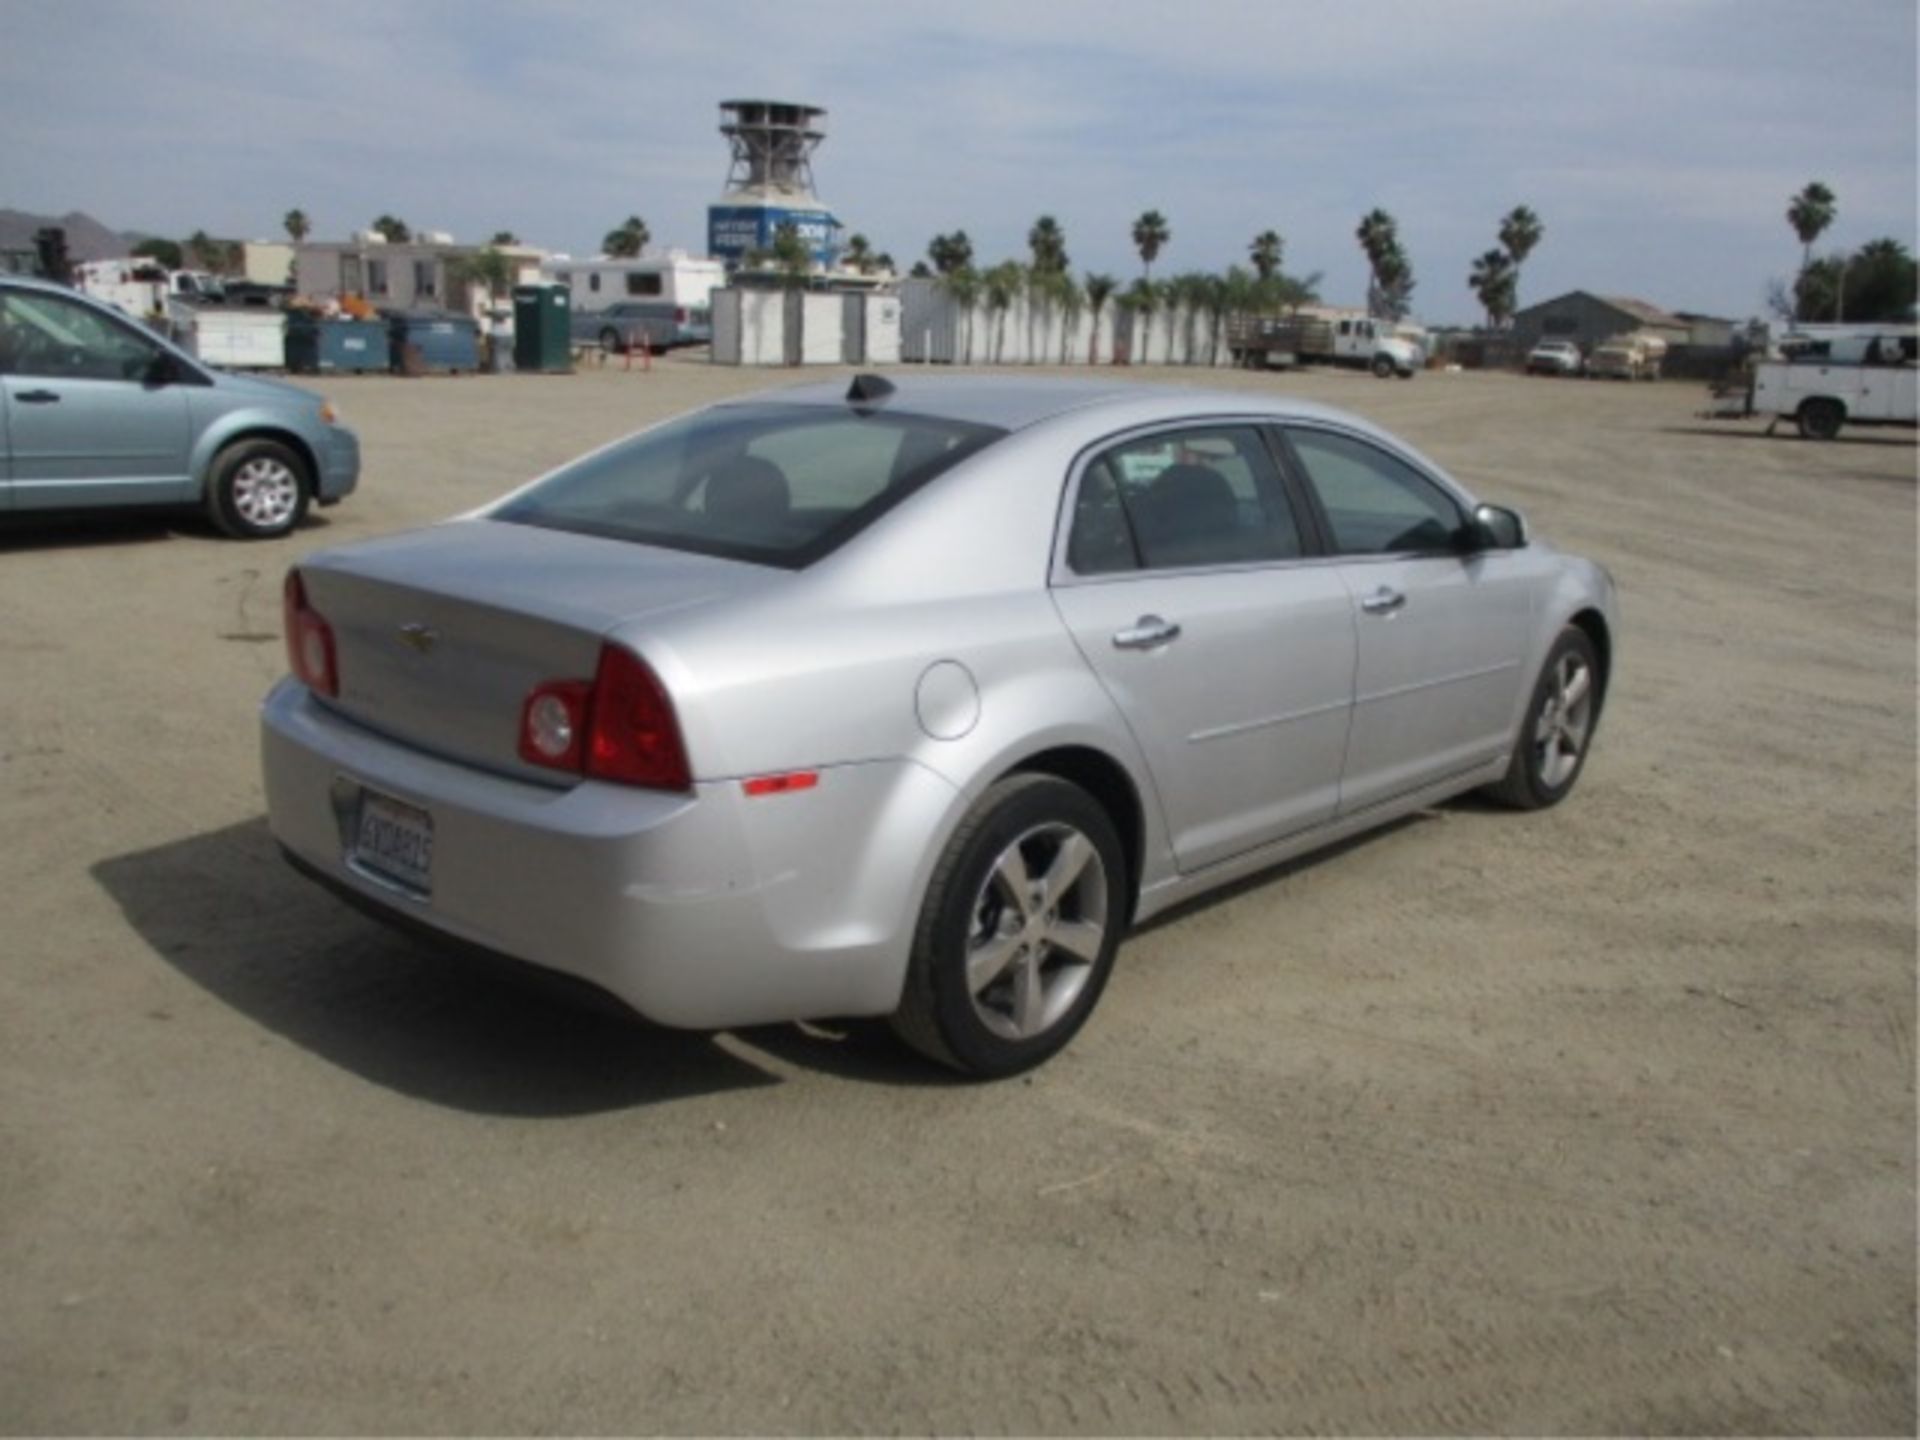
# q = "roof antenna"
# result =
<box><xmin>847</xmin><ymin>373</ymin><xmax>895</xmax><ymax>404</ymax></box>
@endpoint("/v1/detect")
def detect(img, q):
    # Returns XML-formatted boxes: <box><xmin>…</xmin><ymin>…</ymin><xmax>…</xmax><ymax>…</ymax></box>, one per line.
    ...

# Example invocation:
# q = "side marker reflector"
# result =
<box><xmin>742</xmin><ymin>772</ymin><xmax>820</xmax><ymax>798</ymax></box>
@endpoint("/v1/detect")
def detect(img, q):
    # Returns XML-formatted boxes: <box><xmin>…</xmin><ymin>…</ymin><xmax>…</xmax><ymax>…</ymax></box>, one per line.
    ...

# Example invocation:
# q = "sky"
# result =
<box><xmin>3</xmin><ymin>0</ymin><xmax>1915</xmax><ymax>324</ymax></box>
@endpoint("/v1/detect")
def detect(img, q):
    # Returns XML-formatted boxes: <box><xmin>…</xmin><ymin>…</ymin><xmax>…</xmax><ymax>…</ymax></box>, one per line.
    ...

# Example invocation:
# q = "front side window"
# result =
<box><xmin>0</xmin><ymin>292</ymin><xmax>160</xmax><ymax>381</ymax></box>
<box><xmin>493</xmin><ymin>403</ymin><xmax>1004</xmax><ymax>568</ymax></box>
<box><xmin>1068</xmin><ymin>426</ymin><xmax>1302</xmax><ymax>574</ymax></box>
<box><xmin>1286</xmin><ymin>428</ymin><xmax>1463</xmax><ymax>556</ymax></box>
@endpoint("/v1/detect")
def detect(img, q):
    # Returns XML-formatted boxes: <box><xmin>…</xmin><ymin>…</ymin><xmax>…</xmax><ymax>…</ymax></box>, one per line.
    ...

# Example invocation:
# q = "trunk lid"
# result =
<box><xmin>297</xmin><ymin>518</ymin><xmax>783</xmax><ymax>782</ymax></box>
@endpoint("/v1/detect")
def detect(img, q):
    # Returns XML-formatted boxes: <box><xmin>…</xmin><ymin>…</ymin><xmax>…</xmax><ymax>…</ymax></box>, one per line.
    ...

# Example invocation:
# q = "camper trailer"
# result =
<box><xmin>541</xmin><ymin>253</ymin><xmax>724</xmax><ymax>349</ymax></box>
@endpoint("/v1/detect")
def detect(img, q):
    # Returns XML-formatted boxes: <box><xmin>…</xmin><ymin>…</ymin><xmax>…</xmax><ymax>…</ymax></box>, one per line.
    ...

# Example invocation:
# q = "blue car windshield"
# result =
<box><xmin>493</xmin><ymin>402</ymin><xmax>1005</xmax><ymax>568</ymax></box>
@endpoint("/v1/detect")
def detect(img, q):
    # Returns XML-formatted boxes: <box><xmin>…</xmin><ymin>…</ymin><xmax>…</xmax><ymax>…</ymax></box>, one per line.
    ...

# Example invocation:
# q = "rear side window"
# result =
<box><xmin>1285</xmin><ymin>428</ymin><xmax>1463</xmax><ymax>556</ymax></box>
<box><xmin>493</xmin><ymin>403</ymin><xmax>1004</xmax><ymax>568</ymax></box>
<box><xmin>1068</xmin><ymin>426</ymin><xmax>1303</xmax><ymax>574</ymax></box>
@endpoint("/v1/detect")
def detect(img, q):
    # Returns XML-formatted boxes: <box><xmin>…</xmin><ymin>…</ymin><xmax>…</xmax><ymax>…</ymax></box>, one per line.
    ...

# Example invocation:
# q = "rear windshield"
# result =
<box><xmin>493</xmin><ymin>402</ymin><xmax>1005</xmax><ymax>568</ymax></box>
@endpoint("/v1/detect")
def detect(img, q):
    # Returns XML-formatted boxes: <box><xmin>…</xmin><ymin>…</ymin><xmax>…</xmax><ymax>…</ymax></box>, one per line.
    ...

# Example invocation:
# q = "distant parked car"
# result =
<box><xmin>1527</xmin><ymin>339</ymin><xmax>1585</xmax><ymax>376</ymax></box>
<box><xmin>572</xmin><ymin>300</ymin><xmax>712</xmax><ymax>355</ymax></box>
<box><xmin>0</xmin><ymin>275</ymin><xmax>358</xmax><ymax>537</ymax></box>
<box><xmin>263</xmin><ymin>374</ymin><xmax>1617</xmax><ymax>1077</ymax></box>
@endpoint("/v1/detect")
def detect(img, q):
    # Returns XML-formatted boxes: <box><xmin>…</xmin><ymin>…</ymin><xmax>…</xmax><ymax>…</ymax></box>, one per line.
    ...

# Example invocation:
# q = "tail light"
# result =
<box><xmin>519</xmin><ymin>644</ymin><xmax>690</xmax><ymax>791</ymax></box>
<box><xmin>283</xmin><ymin>570</ymin><xmax>339</xmax><ymax>697</ymax></box>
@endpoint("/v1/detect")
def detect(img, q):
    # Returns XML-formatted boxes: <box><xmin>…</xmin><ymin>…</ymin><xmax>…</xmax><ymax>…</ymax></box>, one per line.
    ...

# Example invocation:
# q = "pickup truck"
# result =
<box><xmin>1228</xmin><ymin>314</ymin><xmax>1422</xmax><ymax>378</ymax></box>
<box><xmin>1703</xmin><ymin>330</ymin><xmax>1917</xmax><ymax>439</ymax></box>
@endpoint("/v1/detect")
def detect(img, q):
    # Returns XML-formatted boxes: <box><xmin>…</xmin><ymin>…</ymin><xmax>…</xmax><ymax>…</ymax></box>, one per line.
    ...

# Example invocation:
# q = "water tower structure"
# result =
<box><xmin>707</xmin><ymin>100</ymin><xmax>840</xmax><ymax>268</ymax></box>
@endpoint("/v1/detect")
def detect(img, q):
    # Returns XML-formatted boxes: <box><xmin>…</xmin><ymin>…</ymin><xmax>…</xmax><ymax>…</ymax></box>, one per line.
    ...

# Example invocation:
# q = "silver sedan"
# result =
<box><xmin>262</xmin><ymin>375</ymin><xmax>1616</xmax><ymax>1076</ymax></box>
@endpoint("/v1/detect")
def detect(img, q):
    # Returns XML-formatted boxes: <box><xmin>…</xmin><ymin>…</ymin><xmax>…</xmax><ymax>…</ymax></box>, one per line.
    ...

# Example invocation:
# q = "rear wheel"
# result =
<box><xmin>206</xmin><ymin>438</ymin><xmax>309</xmax><ymax>539</ymax></box>
<box><xmin>1797</xmin><ymin>397</ymin><xmax>1844</xmax><ymax>440</ymax></box>
<box><xmin>892</xmin><ymin>775</ymin><xmax>1126</xmax><ymax>1078</ymax></box>
<box><xmin>1485</xmin><ymin>627</ymin><xmax>1601</xmax><ymax>810</ymax></box>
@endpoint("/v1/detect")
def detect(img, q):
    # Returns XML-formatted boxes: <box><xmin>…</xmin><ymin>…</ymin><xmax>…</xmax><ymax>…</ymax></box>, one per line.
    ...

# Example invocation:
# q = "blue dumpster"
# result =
<box><xmin>285</xmin><ymin>315</ymin><xmax>390</xmax><ymax>374</ymax></box>
<box><xmin>386</xmin><ymin>310</ymin><xmax>481</xmax><ymax>374</ymax></box>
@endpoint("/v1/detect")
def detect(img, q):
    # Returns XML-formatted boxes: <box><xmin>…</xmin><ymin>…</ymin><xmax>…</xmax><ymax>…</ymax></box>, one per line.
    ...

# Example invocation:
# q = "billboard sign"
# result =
<box><xmin>707</xmin><ymin>205</ymin><xmax>840</xmax><ymax>266</ymax></box>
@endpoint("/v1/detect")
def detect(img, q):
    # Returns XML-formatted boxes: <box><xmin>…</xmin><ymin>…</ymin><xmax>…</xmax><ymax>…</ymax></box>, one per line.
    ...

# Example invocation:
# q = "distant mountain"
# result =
<box><xmin>0</xmin><ymin>208</ymin><xmax>150</xmax><ymax>263</ymax></box>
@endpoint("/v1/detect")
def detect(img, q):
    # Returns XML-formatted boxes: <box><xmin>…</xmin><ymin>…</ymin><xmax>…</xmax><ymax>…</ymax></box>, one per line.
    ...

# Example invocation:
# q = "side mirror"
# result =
<box><xmin>1465</xmin><ymin>503</ymin><xmax>1528</xmax><ymax>552</ymax></box>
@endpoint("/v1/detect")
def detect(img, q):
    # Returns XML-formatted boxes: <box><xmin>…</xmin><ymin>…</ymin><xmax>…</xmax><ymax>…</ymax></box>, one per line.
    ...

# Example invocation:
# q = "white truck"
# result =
<box><xmin>1227</xmin><ymin>313</ymin><xmax>1423</xmax><ymax>377</ymax></box>
<box><xmin>74</xmin><ymin>259</ymin><xmax>224</xmax><ymax>320</ymax></box>
<box><xmin>1704</xmin><ymin>328</ymin><xmax>1917</xmax><ymax>439</ymax></box>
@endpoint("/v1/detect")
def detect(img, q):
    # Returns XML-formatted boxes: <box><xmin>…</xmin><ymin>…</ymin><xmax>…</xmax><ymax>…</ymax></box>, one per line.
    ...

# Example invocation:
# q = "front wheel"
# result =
<box><xmin>1370</xmin><ymin>353</ymin><xmax>1395</xmax><ymax>379</ymax></box>
<box><xmin>891</xmin><ymin>774</ymin><xmax>1127</xmax><ymax>1078</ymax></box>
<box><xmin>1485</xmin><ymin>627</ymin><xmax>1602</xmax><ymax>810</ymax></box>
<box><xmin>206</xmin><ymin>438</ymin><xmax>309</xmax><ymax>539</ymax></box>
<box><xmin>1797</xmin><ymin>398</ymin><xmax>1844</xmax><ymax>440</ymax></box>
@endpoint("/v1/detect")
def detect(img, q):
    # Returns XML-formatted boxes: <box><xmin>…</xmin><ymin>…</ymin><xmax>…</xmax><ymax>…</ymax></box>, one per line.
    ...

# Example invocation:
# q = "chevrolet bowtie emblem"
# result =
<box><xmin>397</xmin><ymin>622</ymin><xmax>439</xmax><ymax>654</ymax></box>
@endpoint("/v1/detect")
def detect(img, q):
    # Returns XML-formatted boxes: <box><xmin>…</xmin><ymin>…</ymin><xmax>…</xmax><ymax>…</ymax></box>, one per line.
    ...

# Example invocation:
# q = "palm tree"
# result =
<box><xmin>283</xmin><ymin>209</ymin><xmax>310</xmax><ymax>244</ymax></box>
<box><xmin>1083</xmin><ymin>273</ymin><xmax>1117</xmax><ymax>365</ymax></box>
<box><xmin>602</xmin><ymin>215</ymin><xmax>649</xmax><ymax>258</ymax></box>
<box><xmin>1132</xmin><ymin>210</ymin><xmax>1170</xmax><ymax>281</ymax></box>
<box><xmin>1497</xmin><ymin>206</ymin><xmax>1543</xmax><ymax>307</ymax></box>
<box><xmin>372</xmin><ymin>214</ymin><xmax>411</xmax><ymax>243</ymax></box>
<box><xmin>1028</xmin><ymin>215</ymin><xmax>1069</xmax><ymax>276</ymax></box>
<box><xmin>1468</xmin><ymin>249</ymin><xmax>1517</xmax><ymax>329</ymax></box>
<box><xmin>983</xmin><ymin>261</ymin><xmax>1024</xmax><ymax>363</ymax></box>
<box><xmin>1056</xmin><ymin>272</ymin><xmax>1085</xmax><ymax>365</ymax></box>
<box><xmin>1355</xmin><ymin>208</ymin><xmax>1398</xmax><ymax>317</ymax></box>
<box><xmin>186</xmin><ymin>229</ymin><xmax>223</xmax><ymax>270</ymax></box>
<box><xmin>928</xmin><ymin>231</ymin><xmax>973</xmax><ymax>276</ymax></box>
<box><xmin>770</xmin><ymin>222</ymin><xmax>811</xmax><ymax>289</ymax></box>
<box><xmin>489</xmin><ymin>230</ymin><xmax>520</xmax><ymax>246</ymax></box>
<box><xmin>1373</xmin><ymin>244</ymin><xmax>1414</xmax><ymax>321</ymax></box>
<box><xmin>874</xmin><ymin>252</ymin><xmax>896</xmax><ymax>275</ymax></box>
<box><xmin>1249</xmin><ymin>230</ymin><xmax>1282</xmax><ymax>281</ymax></box>
<box><xmin>1786</xmin><ymin>182</ymin><xmax>1838</xmax><ymax>281</ymax></box>
<box><xmin>941</xmin><ymin>266</ymin><xmax>981</xmax><ymax>364</ymax></box>
<box><xmin>1169</xmin><ymin>272</ymin><xmax>1209</xmax><ymax>363</ymax></box>
<box><xmin>1123</xmin><ymin>277</ymin><xmax>1161</xmax><ymax>363</ymax></box>
<box><xmin>844</xmin><ymin>233</ymin><xmax>875</xmax><ymax>274</ymax></box>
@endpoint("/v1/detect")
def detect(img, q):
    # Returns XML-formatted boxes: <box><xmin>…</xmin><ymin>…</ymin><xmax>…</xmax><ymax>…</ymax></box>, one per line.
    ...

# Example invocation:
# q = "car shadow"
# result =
<box><xmin>1128</xmin><ymin>810</ymin><xmax>1437</xmax><ymax>937</ymax></box>
<box><xmin>0</xmin><ymin>510</ymin><xmax>338</xmax><ymax>552</ymax></box>
<box><xmin>1659</xmin><ymin>424</ymin><xmax>1919</xmax><ymax>451</ymax></box>
<box><xmin>90</xmin><ymin>817</ymin><xmax>957</xmax><ymax>1114</ymax></box>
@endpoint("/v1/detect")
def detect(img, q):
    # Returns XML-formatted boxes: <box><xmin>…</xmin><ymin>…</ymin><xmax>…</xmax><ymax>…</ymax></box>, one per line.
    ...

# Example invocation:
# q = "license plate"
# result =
<box><xmin>352</xmin><ymin>789</ymin><xmax>434</xmax><ymax>893</ymax></box>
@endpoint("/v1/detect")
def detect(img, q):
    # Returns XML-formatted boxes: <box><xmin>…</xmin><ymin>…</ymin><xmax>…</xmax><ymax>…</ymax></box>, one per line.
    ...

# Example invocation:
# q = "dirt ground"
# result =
<box><xmin>1</xmin><ymin>359</ymin><xmax>1913</xmax><ymax>1435</ymax></box>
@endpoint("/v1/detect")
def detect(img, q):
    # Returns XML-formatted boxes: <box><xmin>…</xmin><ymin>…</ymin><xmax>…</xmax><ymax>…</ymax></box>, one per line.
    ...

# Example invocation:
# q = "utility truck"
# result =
<box><xmin>1227</xmin><ymin>313</ymin><xmax>1422</xmax><ymax>377</ymax></box>
<box><xmin>1702</xmin><ymin>327</ymin><xmax>1916</xmax><ymax>440</ymax></box>
<box><xmin>73</xmin><ymin>259</ymin><xmax>223</xmax><ymax>320</ymax></box>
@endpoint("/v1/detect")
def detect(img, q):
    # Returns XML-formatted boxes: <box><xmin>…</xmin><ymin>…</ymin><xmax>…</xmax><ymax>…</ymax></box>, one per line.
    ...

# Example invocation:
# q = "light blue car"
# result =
<box><xmin>0</xmin><ymin>275</ymin><xmax>359</xmax><ymax>538</ymax></box>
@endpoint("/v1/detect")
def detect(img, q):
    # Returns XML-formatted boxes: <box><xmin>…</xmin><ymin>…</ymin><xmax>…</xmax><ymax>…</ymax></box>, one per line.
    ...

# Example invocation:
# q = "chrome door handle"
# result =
<box><xmin>1360</xmin><ymin>586</ymin><xmax>1406</xmax><ymax>615</ymax></box>
<box><xmin>15</xmin><ymin>389</ymin><xmax>60</xmax><ymax>404</ymax></box>
<box><xmin>1112</xmin><ymin>615</ymin><xmax>1182</xmax><ymax>650</ymax></box>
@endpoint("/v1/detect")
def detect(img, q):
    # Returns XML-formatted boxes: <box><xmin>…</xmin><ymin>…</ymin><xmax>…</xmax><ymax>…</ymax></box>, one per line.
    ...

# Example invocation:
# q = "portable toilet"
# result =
<box><xmin>513</xmin><ymin>283</ymin><xmax>572</xmax><ymax>373</ymax></box>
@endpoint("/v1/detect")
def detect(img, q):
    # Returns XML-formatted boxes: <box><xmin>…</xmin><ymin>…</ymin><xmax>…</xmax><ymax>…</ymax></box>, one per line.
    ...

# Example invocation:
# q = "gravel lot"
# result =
<box><xmin>1</xmin><ymin>360</ymin><xmax>1913</xmax><ymax>1434</ymax></box>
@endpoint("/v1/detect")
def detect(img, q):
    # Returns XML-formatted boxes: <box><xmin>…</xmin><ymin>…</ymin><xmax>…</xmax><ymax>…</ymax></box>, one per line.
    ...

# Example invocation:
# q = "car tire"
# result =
<box><xmin>891</xmin><ymin>774</ymin><xmax>1127</xmax><ymax>1078</ymax></box>
<box><xmin>1485</xmin><ymin>627</ymin><xmax>1601</xmax><ymax>811</ymax></box>
<box><xmin>1797</xmin><ymin>398</ymin><xmax>1844</xmax><ymax>441</ymax></box>
<box><xmin>600</xmin><ymin>327</ymin><xmax>622</xmax><ymax>354</ymax></box>
<box><xmin>1370</xmin><ymin>354</ymin><xmax>1395</xmax><ymax>379</ymax></box>
<box><xmin>206</xmin><ymin>438</ymin><xmax>310</xmax><ymax>539</ymax></box>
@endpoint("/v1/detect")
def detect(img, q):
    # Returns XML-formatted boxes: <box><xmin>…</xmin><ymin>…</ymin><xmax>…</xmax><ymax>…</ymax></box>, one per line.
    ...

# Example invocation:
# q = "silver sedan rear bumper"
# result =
<box><xmin>260</xmin><ymin>680</ymin><xmax>958</xmax><ymax>1028</ymax></box>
